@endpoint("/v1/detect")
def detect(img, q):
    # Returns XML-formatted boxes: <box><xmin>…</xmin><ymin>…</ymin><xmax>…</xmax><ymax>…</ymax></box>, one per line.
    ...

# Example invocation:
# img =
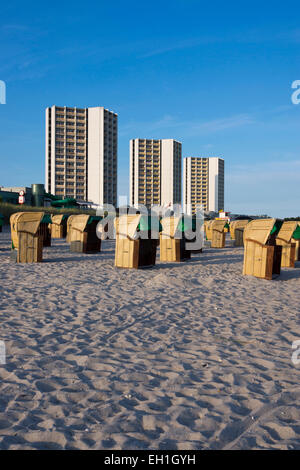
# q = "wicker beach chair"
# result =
<box><xmin>69</xmin><ymin>214</ymin><xmax>102</xmax><ymax>253</ymax></box>
<box><xmin>10</xmin><ymin>212</ymin><xmax>44</xmax><ymax>263</ymax></box>
<box><xmin>50</xmin><ymin>214</ymin><xmax>68</xmax><ymax>239</ymax></box>
<box><xmin>210</xmin><ymin>220</ymin><xmax>227</xmax><ymax>248</ymax></box>
<box><xmin>160</xmin><ymin>216</ymin><xmax>191</xmax><ymax>262</ymax></box>
<box><xmin>115</xmin><ymin>214</ymin><xmax>157</xmax><ymax>268</ymax></box>
<box><xmin>243</xmin><ymin>218</ymin><xmax>282</xmax><ymax>280</ymax></box>
<box><xmin>276</xmin><ymin>221</ymin><xmax>298</xmax><ymax>268</ymax></box>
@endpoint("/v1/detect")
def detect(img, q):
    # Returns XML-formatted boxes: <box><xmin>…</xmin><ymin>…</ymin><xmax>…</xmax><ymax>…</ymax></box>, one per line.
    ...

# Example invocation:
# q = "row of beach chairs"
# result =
<box><xmin>8</xmin><ymin>212</ymin><xmax>201</xmax><ymax>265</ymax></box>
<box><xmin>114</xmin><ymin>214</ymin><xmax>203</xmax><ymax>268</ymax></box>
<box><xmin>5</xmin><ymin>212</ymin><xmax>300</xmax><ymax>280</ymax></box>
<box><xmin>9</xmin><ymin>212</ymin><xmax>102</xmax><ymax>262</ymax></box>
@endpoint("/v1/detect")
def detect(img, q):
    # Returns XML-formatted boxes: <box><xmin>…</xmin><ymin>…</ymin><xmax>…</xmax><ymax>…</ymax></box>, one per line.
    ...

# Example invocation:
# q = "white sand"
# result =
<box><xmin>0</xmin><ymin>225</ymin><xmax>300</xmax><ymax>450</ymax></box>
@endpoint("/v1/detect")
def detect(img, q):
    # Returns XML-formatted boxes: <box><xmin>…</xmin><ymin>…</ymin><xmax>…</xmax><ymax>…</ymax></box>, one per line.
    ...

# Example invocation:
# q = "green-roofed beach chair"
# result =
<box><xmin>243</xmin><ymin>218</ymin><xmax>282</xmax><ymax>280</ymax></box>
<box><xmin>210</xmin><ymin>220</ymin><xmax>227</xmax><ymax>248</ymax></box>
<box><xmin>276</xmin><ymin>221</ymin><xmax>299</xmax><ymax>268</ymax></box>
<box><xmin>69</xmin><ymin>214</ymin><xmax>102</xmax><ymax>253</ymax></box>
<box><xmin>160</xmin><ymin>216</ymin><xmax>191</xmax><ymax>262</ymax></box>
<box><xmin>114</xmin><ymin>214</ymin><xmax>158</xmax><ymax>269</ymax></box>
<box><xmin>10</xmin><ymin>212</ymin><xmax>44</xmax><ymax>263</ymax></box>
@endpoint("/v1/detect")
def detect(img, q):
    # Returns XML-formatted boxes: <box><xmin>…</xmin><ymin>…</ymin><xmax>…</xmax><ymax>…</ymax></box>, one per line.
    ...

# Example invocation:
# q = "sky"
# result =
<box><xmin>0</xmin><ymin>0</ymin><xmax>300</xmax><ymax>217</ymax></box>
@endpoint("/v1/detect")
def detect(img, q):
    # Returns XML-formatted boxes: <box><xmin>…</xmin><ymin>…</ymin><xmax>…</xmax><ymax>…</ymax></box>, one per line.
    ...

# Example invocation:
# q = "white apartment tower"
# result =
<box><xmin>130</xmin><ymin>138</ymin><xmax>182</xmax><ymax>208</ymax></box>
<box><xmin>183</xmin><ymin>157</ymin><xmax>224</xmax><ymax>214</ymax></box>
<box><xmin>45</xmin><ymin>105</ymin><xmax>117</xmax><ymax>206</ymax></box>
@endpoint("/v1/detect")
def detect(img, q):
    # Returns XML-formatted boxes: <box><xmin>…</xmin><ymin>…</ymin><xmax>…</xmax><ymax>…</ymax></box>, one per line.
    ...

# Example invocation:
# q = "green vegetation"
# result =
<box><xmin>0</xmin><ymin>202</ymin><xmax>96</xmax><ymax>224</ymax></box>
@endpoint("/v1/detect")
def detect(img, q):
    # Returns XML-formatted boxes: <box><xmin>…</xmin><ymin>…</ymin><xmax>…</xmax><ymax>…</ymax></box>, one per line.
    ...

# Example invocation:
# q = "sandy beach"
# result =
<box><xmin>0</xmin><ymin>225</ymin><xmax>300</xmax><ymax>450</ymax></box>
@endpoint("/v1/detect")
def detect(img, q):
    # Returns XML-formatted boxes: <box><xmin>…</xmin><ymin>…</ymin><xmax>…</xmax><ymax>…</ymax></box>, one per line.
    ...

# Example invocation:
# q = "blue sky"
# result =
<box><xmin>0</xmin><ymin>0</ymin><xmax>300</xmax><ymax>217</ymax></box>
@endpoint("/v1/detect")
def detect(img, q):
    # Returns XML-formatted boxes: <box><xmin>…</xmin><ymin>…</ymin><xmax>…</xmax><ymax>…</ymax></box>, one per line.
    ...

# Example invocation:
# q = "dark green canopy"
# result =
<box><xmin>293</xmin><ymin>225</ymin><xmax>300</xmax><ymax>240</ymax></box>
<box><xmin>138</xmin><ymin>215</ymin><xmax>161</xmax><ymax>232</ymax></box>
<box><xmin>270</xmin><ymin>220</ymin><xmax>283</xmax><ymax>235</ymax></box>
<box><xmin>87</xmin><ymin>215</ymin><xmax>103</xmax><ymax>225</ymax></box>
<box><xmin>41</xmin><ymin>214</ymin><xmax>52</xmax><ymax>224</ymax></box>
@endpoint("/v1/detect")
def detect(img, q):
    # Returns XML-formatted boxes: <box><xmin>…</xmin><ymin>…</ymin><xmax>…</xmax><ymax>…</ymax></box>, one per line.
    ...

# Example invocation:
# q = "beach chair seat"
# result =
<box><xmin>234</xmin><ymin>227</ymin><xmax>245</xmax><ymax>247</ymax></box>
<box><xmin>294</xmin><ymin>240</ymin><xmax>300</xmax><ymax>261</ymax></box>
<box><xmin>276</xmin><ymin>221</ymin><xmax>299</xmax><ymax>268</ymax></box>
<box><xmin>10</xmin><ymin>212</ymin><xmax>44</xmax><ymax>263</ymax></box>
<box><xmin>50</xmin><ymin>214</ymin><xmax>68</xmax><ymax>238</ymax></box>
<box><xmin>160</xmin><ymin>216</ymin><xmax>191</xmax><ymax>262</ymax></box>
<box><xmin>230</xmin><ymin>220</ymin><xmax>249</xmax><ymax>240</ymax></box>
<box><xmin>243</xmin><ymin>218</ymin><xmax>282</xmax><ymax>280</ymax></box>
<box><xmin>69</xmin><ymin>215</ymin><xmax>102</xmax><ymax>253</ymax></box>
<box><xmin>115</xmin><ymin>214</ymin><xmax>157</xmax><ymax>268</ymax></box>
<box><xmin>210</xmin><ymin>220</ymin><xmax>227</xmax><ymax>248</ymax></box>
<box><xmin>38</xmin><ymin>214</ymin><xmax>52</xmax><ymax>247</ymax></box>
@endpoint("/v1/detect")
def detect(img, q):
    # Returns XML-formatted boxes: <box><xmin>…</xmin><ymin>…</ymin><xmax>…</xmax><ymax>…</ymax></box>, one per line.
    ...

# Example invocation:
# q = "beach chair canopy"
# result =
<box><xmin>51</xmin><ymin>214</ymin><xmax>68</xmax><ymax>225</ymax></box>
<box><xmin>160</xmin><ymin>215</ymin><xmax>199</xmax><ymax>234</ymax></box>
<box><xmin>160</xmin><ymin>216</ymin><xmax>183</xmax><ymax>238</ymax></box>
<box><xmin>230</xmin><ymin>219</ymin><xmax>249</xmax><ymax>237</ymax></box>
<box><xmin>244</xmin><ymin>218</ymin><xmax>277</xmax><ymax>245</ymax></box>
<box><xmin>138</xmin><ymin>215</ymin><xmax>161</xmax><ymax>232</ymax></box>
<box><xmin>277</xmin><ymin>221</ymin><xmax>299</xmax><ymax>244</ymax></box>
<box><xmin>70</xmin><ymin>214</ymin><xmax>96</xmax><ymax>233</ymax></box>
<box><xmin>10</xmin><ymin>212</ymin><xmax>44</xmax><ymax>250</ymax></box>
<box><xmin>10</xmin><ymin>212</ymin><xmax>44</xmax><ymax>236</ymax></box>
<box><xmin>67</xmin><ymin>214</ymin><xmax>77</xmax><ymax>229</ymax></box>
<box><xmin>115</xmin><ymin>214</ymin><xmax>143</xmax><ymax>239</ymax></box>
<box><xmin>41</xmin><ymin>214</ymin><xmax>52</xmax><ymax>224</ymax></box>
<box><xmin>70</xmin><ymin>214</ymin><xmax>90</xmax><ymax>233</ymax></box>
<box><xmin>211</xmin><ymin>220</ymin><xmax>227</xmax><ymax>232</ymax></box>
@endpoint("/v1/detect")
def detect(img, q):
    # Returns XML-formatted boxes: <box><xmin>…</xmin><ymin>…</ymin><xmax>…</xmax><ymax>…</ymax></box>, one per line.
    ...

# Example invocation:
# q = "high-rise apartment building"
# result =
<box><xmin>130</xmin><ymin>138</ymin><xmax>182</xmax><ymax>208</ymax></box>
<box><xmin>45</xmin><ymin>106</ymin><xmax>117</xmax><ymax>206</ymax></box>
<box><xmin>183</xmin><ymin>157</ymin><xmax>224</xmax><ymax>214</ymax></box>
